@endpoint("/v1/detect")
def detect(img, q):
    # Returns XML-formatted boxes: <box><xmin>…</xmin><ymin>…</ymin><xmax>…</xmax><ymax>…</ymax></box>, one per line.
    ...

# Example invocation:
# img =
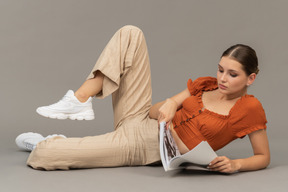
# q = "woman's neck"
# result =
<box><xmin>217</xmin><ymin>88</ymin><xmax>247</xmax><ymax>101</ymax></box>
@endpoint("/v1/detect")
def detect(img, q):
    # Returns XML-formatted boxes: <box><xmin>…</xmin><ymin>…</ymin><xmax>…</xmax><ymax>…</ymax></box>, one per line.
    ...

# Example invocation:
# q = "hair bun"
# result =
<box><xmin>255</xmin><ymin>68</ymin><xmax>259</xmax><ymax>74</ymax></box>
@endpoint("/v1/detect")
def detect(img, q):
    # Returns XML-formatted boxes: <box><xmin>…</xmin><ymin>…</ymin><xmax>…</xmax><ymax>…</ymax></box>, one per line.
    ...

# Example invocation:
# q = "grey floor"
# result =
<box><xmin>2</xmin><ymin>138</ymin><xmax>288</xmax><ymax>192</ymax></box>
<box><xmin>1</xmin><ymin>1</ymin><xmax>288</xmax><ymax>191</ymax></box>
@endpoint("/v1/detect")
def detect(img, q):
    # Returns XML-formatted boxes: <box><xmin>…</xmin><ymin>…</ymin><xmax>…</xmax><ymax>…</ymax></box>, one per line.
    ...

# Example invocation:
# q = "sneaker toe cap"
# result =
<box><xmin>36</xmin><ymin>106</ymin><xmax>49</xmax><ymax>116</ymax></box>
<box><xmin>15</xmin><ymin>132</ymin><xmax>44</xmax><ymax>150</ymax></box>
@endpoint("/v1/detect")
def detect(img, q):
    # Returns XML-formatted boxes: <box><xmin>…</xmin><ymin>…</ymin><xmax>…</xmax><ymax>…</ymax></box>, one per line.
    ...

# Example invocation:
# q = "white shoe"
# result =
<box><xmin>15</xmin><ymin>132</ymin><xmax>44</xmax><ymax>151</ymax></box>
<box><xmin>15</xmin><ymin>132</ymin><xmax>67</xmax><ymax>151</ymax></box>
<box><xmin>36</xmin><ymin>90</ymin><xmax>95</xmax><ymax>120</ymax></box>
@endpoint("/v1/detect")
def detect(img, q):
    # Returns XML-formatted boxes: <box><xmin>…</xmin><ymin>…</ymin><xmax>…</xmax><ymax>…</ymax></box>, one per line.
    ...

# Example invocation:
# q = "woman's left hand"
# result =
<box><xmin>208</xmin><ymin>156</ymin><xmax>239</xmax><ymax>174</ymax></box>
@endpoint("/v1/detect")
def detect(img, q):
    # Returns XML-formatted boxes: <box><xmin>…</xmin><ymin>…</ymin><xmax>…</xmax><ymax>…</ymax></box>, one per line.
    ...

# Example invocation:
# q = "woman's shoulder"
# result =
<box><xmin>191</xmin><ymin>76</ymin><xmax>217</xmax><ymax>84</ymax></box>
<box><xmin>238</xmin><ymin>95</ymin><xmax>264</xmax><ymax>110</ymax></box>
<box><xmin>187</xmin><ymin>76</ymin><xmax>218</xmax><ymax>95</ymax></box>
<box><xmin>231</xmin><ymin>94</ymin><xmax>266</xmax><ymax>122</ymax></box>
<box><xmin>231</xmin><ymin>95</ymin><xmax>267</xmax><ymax>138</ymax></box>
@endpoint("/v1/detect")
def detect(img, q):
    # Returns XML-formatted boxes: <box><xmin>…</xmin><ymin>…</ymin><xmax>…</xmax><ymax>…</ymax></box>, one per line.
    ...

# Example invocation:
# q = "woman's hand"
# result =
<box><xmin>208</xmin><ymin>130</ymin><xmax>270</xmax><ymax>173</ymax></box>
<box><xmin>158</xmin><ymin>98</ymin><xmax>178</xmax><ymax>126</ymax></box>
<box><xmin>208</xmin><ymin>156</ymin><xmax>240</xmax><ymax>174</ymax></box>
<box><xmin>149</xmin><ymin>88</ymin><xmax>190</xmax><ymax>123</ymax></box>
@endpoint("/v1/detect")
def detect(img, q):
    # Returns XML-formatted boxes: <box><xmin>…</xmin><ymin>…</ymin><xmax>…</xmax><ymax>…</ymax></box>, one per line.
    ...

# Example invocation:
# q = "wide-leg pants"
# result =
<box><xmin>27</xmin><ymin>25</ymin><xmax>161</xmax><ymax>170</ymax></box>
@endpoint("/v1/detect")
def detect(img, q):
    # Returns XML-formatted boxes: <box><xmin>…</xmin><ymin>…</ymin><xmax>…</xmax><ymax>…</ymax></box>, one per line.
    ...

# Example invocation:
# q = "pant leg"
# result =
<box><xmin>26</xmin><ymin>117</ymin><xmax>160</xmax><ymax>170</ymax></box>
<box><xmin>27</xmin><ymin>129</ymin><xmax>130</xmax><ymax>170</ymax></box>
<box><xmin>86</xmin><ymin>25</ymin><xmax>153</xmax><ymax>129</ymax></box>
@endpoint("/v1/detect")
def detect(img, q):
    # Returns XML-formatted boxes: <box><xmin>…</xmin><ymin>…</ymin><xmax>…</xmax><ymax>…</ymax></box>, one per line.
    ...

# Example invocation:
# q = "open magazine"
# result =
<box><xmin>159</xmin><ymin>122</ymin><xmax>218</xmax><ymax>171</ymax></box>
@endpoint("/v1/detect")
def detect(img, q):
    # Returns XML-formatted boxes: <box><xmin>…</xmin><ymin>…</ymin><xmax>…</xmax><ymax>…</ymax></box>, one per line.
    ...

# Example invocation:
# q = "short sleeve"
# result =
<box><xmin>231</xmin><ymin>97</ymin><xmax>267</xmax><ymax>138</ymax></box>
<box><xmin>187</xmin><ymin>77</ymin><xmax>218</xmax><ymax>96</ymax></box>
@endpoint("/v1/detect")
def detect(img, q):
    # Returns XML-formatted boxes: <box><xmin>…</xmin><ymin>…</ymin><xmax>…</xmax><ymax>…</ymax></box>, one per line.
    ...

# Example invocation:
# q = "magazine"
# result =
<box><xmin>159</xmin><ymin>122</ymin><xmax>218</xmax><ymax>171</ymax></box>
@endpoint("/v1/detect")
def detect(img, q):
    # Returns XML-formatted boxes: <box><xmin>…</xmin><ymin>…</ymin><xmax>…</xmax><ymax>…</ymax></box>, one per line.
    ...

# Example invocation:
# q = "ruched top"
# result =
<box><xmin>172</xmin><ymin>76</ymin><xmax>267</xmax><ymax>151</ymax></box>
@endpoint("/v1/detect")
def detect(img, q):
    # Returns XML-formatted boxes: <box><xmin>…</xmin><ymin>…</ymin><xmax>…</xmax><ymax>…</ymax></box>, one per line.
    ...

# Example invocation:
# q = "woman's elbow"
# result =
<box><xmin>148</xmin><ymin>107</ymin><xmax>157</xmax><ymax>120</ymax></box>
<box><xmin>259</xmin><ymin>154</ymin><xmax>271</xmax><ymax>170</ymax></box>
<box><xmin>148</xmin><ymin>110</ymin><xmax>153</xmax><ymax>119</ymax></box>
<box><xmin>263</xmin><ymin>155</ymin><xmax>271</xmax><ymax>169</ymax></box>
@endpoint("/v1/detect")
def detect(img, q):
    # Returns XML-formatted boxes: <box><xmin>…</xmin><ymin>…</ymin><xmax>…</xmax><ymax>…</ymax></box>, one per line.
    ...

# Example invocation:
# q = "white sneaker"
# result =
<box><xmin>15</xmin><ymin>132</ymin><xmax>44</xmax><ymax>151</ymax></box>
<box><xmin>15</xmin><ymin>132</ymin><xmax>67</xmax><ymax>151</ymax></box>
<box><xmin>36</xmin><ymin>90</ymin><xmax>95</xmax><ymax>120</ymax></box>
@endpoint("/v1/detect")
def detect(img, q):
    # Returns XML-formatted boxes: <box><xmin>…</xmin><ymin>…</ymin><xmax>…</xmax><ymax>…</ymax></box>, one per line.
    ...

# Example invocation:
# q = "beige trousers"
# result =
<box><xmin>27</xmin><ymin>25</ymin><xmax>160</xmax><ymax>170</ymax></box>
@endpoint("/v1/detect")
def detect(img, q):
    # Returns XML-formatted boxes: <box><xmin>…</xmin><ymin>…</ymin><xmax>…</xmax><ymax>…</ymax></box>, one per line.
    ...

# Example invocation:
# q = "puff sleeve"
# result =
<box><xmin>187</xmin><ymin>77</ymin><xmax>218</xmax><ymax>96</ymax></box>
<box><xmin>230</xmin><ymin>96</ymin><xmax>267</xmax><ymax>138</ymax></box>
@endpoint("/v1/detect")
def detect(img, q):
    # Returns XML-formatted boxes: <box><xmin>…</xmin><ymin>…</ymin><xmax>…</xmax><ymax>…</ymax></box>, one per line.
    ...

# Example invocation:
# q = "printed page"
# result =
<box><xmin>159</xmin><ymin>122</ymin><xmax>181</xmax><ymax>171</ymax></box>
<box><xmin>159</xmin><ymin>122</ymin><xmax>218</xmax><ymax>172</ymax></box>
<box><xmin>169</xmin><ymin>141</ymin><xmax>218</xmax><ymax>170</ymax></box>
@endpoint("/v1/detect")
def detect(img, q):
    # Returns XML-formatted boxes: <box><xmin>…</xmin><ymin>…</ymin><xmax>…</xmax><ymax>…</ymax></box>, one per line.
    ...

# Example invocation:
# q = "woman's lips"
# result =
<box><xmin>219</xmin><ymin>84</ymin><xmax>228</xmax><ymax>90</ymax></box>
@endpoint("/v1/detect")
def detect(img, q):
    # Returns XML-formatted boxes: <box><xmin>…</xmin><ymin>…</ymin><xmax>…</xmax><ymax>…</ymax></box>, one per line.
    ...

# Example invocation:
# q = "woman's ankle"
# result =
<box><xmin>74</xmin><ymin>91</ymin><xmax>90</xmax><ymax>103</ymax></box>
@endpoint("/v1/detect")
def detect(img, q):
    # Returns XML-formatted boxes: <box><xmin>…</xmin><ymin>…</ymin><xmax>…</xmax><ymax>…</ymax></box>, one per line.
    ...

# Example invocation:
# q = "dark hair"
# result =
<box><xmin>221</xmin><ymin>44</ymin><xmax>259</xmax><ymax>75</ymax></box>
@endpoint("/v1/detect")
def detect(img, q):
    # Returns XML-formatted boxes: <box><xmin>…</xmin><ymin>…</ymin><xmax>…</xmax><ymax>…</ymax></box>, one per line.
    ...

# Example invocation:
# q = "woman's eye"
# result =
<box><xmin>230</xmin><ymin>73</ymin><xmax>238</xmax><ymax>77</ymax></box>
<box><xmin>218</xmin><ymin>69</ymin><xmax>224</xmax><ymax>73</ymax></box>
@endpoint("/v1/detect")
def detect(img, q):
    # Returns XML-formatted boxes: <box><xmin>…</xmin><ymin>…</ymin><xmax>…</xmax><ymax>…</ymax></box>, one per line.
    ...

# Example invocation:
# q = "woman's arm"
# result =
<box><xmin>235</xmin><ymin>129</ymin><xmax>270</xmax><ymax>171</ymax></box>
<box><xmin>149</xmin><ymin>88</ymin><xmax>190</xmax><ymax>124</ymax></box>
<box><xmin>208</xmin><ymin>129</ymin><xmax>270</xmax><ymax>173</ymax></box>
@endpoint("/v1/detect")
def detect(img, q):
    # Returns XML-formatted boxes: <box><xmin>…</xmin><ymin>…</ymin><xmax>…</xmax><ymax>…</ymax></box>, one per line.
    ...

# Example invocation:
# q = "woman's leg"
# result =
<box><xmin>74</xmin><ymin>71</ymin><xmax>104</xmax><ymax>102</ymax></box>
<box><xmin>27</xmin><ymin>120</ymin><xmax>160</xmax><ymax>170</ymax></box>
<box><xmin>37</xmin><ymin>25</ymin><xmax>153</xmax><ymax>127</ymax></box>
<box><xmin>85</xmin><ymin>25</ymin><xmax>153</xmax><ymax>129</ymax></box>
<box><xmin>27</xmin><ymin>130</ymin><xmax>131</xmax><ymax>170</ymax></box>
<box><xmin>26</xmin><ymin>25</ymin><xmax>160</xmax><ymax>170</ymax></box>
<box><xmin>27</xmin><ymin>118</ymin><xmax>159</xmax><ymax>171</ymax></box>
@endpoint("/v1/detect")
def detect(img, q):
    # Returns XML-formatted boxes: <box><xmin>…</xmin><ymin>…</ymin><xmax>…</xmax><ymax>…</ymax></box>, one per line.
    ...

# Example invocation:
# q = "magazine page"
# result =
<box><xmin>159</xmin><ymin>122</ymin><xmax>218</xmax><ymax>172</ymax></box>
<box><xmin>169</xmin><ymin>141</ymin><xmax>218</xmax><ymax>170</ymax></box>
<box><xmin>159</xmin><ymin>122</ymin><xmax>181</xmax><ymax>171</ymax></box>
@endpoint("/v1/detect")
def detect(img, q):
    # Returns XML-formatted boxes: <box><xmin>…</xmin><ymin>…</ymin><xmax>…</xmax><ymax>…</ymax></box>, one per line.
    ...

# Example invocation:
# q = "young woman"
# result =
<box><xmin>16</xmin><ymin>25</ymin><xmax>270</xmax><ymax>173</ymax></box>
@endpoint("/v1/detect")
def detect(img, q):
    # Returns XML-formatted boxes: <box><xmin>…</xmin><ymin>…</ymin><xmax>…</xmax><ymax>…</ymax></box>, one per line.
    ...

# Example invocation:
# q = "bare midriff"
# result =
<box><xmin>169</xmin><ymin>123</ymin><xmax>190</xmax><ymax>154</ymax></box>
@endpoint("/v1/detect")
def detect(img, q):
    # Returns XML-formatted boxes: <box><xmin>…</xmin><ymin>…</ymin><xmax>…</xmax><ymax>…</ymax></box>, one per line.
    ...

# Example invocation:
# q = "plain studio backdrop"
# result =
<box><xmin>0</xmin><ymin>0</ymin><xmax>287</xmax><ymax>192</ymax></box>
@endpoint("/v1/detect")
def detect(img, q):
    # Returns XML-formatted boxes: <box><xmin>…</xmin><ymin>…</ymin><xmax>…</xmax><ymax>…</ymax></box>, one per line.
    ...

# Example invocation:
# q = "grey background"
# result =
<box><xmin>1</xmin><ymin>0</ymin><xmax>287</xmax><ymax>191</ymax></box>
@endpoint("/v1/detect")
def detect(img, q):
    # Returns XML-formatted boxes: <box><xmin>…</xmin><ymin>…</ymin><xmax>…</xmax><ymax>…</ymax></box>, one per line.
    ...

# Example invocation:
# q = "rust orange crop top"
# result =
<box><xmin>172</xmin><ymin>76</ymin><xmax>267</xmax><ymax>151</ymax></box>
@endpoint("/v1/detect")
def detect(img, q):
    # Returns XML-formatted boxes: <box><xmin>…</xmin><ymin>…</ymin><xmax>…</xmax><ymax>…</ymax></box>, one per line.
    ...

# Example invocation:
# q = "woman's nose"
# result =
<box><xmin>220</xmin><ymin>73</ymin><xmax>227</xmax><ymax>82</ymax></box>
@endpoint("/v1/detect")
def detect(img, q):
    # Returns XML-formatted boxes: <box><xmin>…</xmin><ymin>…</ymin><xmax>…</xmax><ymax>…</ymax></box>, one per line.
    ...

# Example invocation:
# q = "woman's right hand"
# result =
<box><xmin>158</xmin><ymin>98</ymin><xmax>178</xmax><ymax>126</ymax></box>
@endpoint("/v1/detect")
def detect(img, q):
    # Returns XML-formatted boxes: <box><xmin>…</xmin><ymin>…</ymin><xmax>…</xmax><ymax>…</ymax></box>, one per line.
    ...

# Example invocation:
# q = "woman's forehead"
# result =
<box><xmin>219</xmin><ymin>57</ymin><xmax>244</xmax><ymax>71</ymax></box>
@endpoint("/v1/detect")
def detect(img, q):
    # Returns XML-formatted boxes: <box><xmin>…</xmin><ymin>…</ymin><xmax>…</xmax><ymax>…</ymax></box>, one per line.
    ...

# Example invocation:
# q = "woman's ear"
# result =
<box><xmin>247</xmin><ymin>73</ymin><xmax>256</xmax><ymax>86</ymax></box>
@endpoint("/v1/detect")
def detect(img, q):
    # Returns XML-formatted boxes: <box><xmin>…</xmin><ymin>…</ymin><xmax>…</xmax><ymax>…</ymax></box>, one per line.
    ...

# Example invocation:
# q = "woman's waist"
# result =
<box><xmin>169</xmin><ymin>123</ymin><xmax>190</xmax><ymax>154</ymax></box>
<box><xmin>170</xmin><ymin>121</ymin><xmax>210</xmax><ymax>151</ymax></box>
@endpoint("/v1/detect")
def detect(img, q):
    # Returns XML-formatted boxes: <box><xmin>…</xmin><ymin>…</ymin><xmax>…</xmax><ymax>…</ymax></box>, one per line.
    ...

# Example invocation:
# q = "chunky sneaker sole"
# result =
<box><xmin>36</xmin><ymin>108</ymin><xmax>95</xmax><ymax>120</ymax></box>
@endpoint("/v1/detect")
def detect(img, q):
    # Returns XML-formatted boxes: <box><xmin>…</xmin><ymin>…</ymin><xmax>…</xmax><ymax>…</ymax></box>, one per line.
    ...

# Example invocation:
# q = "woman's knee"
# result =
<box><xmin>120</xmin><ymin>25</ymin><xmax>142</xmax><ymax>32</ymax></box>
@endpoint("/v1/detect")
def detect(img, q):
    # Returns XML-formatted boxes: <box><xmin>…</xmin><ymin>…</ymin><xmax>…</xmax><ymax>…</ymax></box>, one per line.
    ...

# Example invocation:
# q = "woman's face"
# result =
<box><xmin>217</xmin><ymin>56</ymin><xmax>253</xmax><ymax>97</ymax></box>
